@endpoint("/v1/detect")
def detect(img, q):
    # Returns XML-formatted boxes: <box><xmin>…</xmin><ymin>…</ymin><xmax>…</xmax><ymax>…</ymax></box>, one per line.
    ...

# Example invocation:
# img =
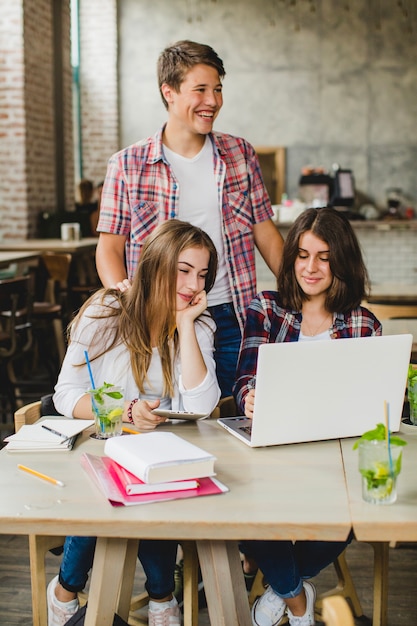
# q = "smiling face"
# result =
<box><xmin>294</xmin><ymin>231</ymin><xmax>333</xmax><ymax>301</ymax></box>
<box><xmin>162</xmin><ymin>64</ymin><xmax>223</xmax><ymax>138</ymax></box>
<box><xmin>176</xmin><ymin>246</ymin><xmax>210</xmax><ymax>311</ymax></box>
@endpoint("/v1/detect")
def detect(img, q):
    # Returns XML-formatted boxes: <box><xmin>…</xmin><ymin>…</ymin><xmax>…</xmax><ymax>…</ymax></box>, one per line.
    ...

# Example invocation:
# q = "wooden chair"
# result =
<box><xmin>322</xmin><ymin>595</ymin><xmax>354</xmax><ymax>626</ymax></box>
<box><xmin>32</xmin><ymin>252</ymin><xmax>72</xmax><ymax>372</ymax></box>
<box><xmin>248</xmin><ymin>547</ymin><xmax>364</xmax><ymax>623</ymax></box>
<box><xmin>0</xmin><ymin>276</ymin><xmax>33</xmax><ymax>416</ymax></box>
<box><xmin>14</xmin><ymin>399</ymin><xmax>200</xmax><ymax>626</ymax></box>
<box><xmin>70</xmin><ymin>248</ymin><xmax>101</xmax><ymax>308</ymax></box>
<box><xmin>210</xmin><ymin>394</ymin><xmax>238</xmax><ymax>419</ymax></box>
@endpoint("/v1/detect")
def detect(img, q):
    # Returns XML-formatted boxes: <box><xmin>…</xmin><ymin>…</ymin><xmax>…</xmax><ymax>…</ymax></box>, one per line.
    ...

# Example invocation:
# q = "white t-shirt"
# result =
<box><xmin>163</xmin><ymin>136</ymin><xmax>232</xmax><ymax>306</ymax></box>
<box><xmin>299</xmin><ymin>329</ymin><xmax>332</xmax><ymax>341</ymax></box>
<box><xmin>53</xmin><ymin>297</ymin><xmax>220</xmax><ymax>417</ymax></box>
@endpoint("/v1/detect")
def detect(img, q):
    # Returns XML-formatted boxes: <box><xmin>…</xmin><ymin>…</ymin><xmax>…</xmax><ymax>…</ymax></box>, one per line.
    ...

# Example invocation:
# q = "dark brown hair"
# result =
<box><xmin>157</xmin><ymin>40</ymin><xmax>225</xmax><ymax>109</ymax></box>
<box><xmin>278</xmin><ymin>208</ymin><xmax>369</xmax><ymax>313</ymax></box>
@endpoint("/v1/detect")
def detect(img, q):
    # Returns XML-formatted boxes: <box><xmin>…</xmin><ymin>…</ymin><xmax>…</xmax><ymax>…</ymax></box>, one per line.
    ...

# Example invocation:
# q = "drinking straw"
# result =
<box><xmin>84</xmin><ymin>350</ymin><xmax>99</xmax><ymax>417</ymax></box>
<box><xmin>84</xmin><ymin>350</ymin><xmax>96</xmax><ymax>390</ymax></box>
<box><xmin>384</xmin><ymin>400</ymin><xmax>394</xmax><ymax>475</ymax></box>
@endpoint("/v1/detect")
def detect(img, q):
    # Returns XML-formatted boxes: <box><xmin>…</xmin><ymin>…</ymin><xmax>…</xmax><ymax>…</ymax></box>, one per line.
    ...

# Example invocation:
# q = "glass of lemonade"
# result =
<box><xmin>358</xmin><ymin>439</ymin><xmax>404</xmax><ymax>504</ymax></box>
<box><xmin>88</xmin><ymin>385</ymin><xmax>124</xmax><ymax>439</ymax></box>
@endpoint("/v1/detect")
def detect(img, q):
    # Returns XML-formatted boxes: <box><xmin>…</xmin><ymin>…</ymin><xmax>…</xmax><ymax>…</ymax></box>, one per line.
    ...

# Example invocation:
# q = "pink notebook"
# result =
<box><xmin>81</xmin><ymin>452</ymin><xmax>228</xmax><ymax>507</ymax></box>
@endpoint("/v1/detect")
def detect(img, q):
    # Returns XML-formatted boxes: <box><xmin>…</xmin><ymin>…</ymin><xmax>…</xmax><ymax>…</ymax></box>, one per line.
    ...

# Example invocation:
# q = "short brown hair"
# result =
<box><xmin>278</xmin><ymin>207</ymin><xmax>369</xmax><ymax>313</ymax></box>
<box><xmin>157</xmin><ymin>40</ymin><xmax>226</xmax><ymax>109</ymax></box>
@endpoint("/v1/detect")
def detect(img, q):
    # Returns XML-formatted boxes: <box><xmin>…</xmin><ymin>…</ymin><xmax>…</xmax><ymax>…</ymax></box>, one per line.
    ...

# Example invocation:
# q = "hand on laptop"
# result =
<box><xmin>245</xmin><ymin>389</ymin><xmax>255</xmax><ymax>418</ymax></box>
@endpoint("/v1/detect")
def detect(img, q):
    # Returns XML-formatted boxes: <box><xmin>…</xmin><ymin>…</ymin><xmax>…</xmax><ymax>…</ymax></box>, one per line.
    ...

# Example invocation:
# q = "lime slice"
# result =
<box><xmin>373</xmin><ymin>462</ymin><xmax>390</xmax><ymax>479</ymax></box>
<box><xmin>107</xmin><ymin>407</ymin><xmax>123</xmax><ymax>422</ymax></box>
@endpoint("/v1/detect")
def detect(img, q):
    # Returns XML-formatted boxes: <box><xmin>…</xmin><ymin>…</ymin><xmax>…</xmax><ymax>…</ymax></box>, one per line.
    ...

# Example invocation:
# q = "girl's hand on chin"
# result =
<box><xmin>177</xmin><ymin>290</ymin><xmax>207</xmax><ymax>324</ymax></box>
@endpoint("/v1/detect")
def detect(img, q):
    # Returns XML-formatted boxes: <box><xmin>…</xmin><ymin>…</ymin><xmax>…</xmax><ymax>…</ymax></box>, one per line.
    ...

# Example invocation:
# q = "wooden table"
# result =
<box><xmin>0</xmin><ymin>420</ymin><xmax>350</xmax><ymax>626</ymax></box>
<box><xmin>342</xmin><ymin>433</ymin><xmax>417</xmax><ymax>543</ymax></box>
<box><xmin>0</xmin><ymin>238</ymin><xmax>99</xmax><ymax>292</ymax></box>
<box><xmin>0</xmin><ymin>251</ymin><xmax>40</xmax><ymax>271</ymax></box>
<box><xmin>341</xmin><ymin>433</ymin><xmax>417</xmax><ymax>625</ymax></box>
<box><xmin>0</xmin><ymin>238</ymin><xmax>98</xmax><ymax>255</ymax></box>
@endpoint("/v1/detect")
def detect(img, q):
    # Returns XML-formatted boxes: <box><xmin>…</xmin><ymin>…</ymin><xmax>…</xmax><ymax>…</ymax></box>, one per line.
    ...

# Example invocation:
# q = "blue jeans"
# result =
<box><xmin>240</xmin><ymin>533</ymin><xmax>352</xmax><ymax>598</ymax></box>
<box><xmin>59</xmin><ymin>536</ymin><xmax>178</xmax><ymax>599</ymax></box>
<box><xmin>208</xmin><ymin>303</ymin><xmax>241</xmax><ymax>398</ymax></box>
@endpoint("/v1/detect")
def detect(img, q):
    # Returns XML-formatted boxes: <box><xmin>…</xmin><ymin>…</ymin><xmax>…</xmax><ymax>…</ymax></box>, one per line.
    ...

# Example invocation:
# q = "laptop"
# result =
<box><xmin>218</xmin><ymin>334</ymin><xmax>412</xmax><ymax>447</ymax></box>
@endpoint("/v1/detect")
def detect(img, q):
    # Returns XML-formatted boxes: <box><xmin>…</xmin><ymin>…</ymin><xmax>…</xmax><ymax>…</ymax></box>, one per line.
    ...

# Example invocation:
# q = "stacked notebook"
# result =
<box><xmin>4</xmin><ymin>419</ymin><xmax>94</xmax><ymax>452</ymax></box>
<box><xmin>81</xmin><ymin>431</ymin><xmax>228</xmax><ymax>506</ymax></box>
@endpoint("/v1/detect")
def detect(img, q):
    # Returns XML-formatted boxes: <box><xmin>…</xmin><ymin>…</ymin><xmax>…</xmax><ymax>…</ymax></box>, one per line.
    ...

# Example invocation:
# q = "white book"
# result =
<box><xmin>104</xmin><ymin>431</ymin><xmax>216</xmax><ymax>484</ymax></box>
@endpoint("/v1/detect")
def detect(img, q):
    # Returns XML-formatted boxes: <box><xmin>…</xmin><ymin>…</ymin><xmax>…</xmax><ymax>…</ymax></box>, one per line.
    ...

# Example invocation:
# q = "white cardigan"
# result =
<box><xmin>53</xmin><ymin>300</ymin><xmax>220</xmax><ymax>418</ymax></box>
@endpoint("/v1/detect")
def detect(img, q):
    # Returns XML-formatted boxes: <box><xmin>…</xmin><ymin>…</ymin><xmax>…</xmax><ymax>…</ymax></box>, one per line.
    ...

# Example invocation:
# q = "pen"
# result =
<box><xmin>41</xmin><ymin>424</ymin><xmax>68</xmax><ymax>441</ymax></box>
<box><xmin>17</xmin><ymin>464</ymin><xmax>65</xmax><ymax>487</ymax></box>
<box><xmin>122</xmin><ymin>426</ymin><xmax>141</xmax><ymax>435</ymax></box>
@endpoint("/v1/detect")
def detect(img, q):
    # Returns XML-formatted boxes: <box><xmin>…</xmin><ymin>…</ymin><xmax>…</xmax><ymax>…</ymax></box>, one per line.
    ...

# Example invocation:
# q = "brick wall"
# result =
<box><xmin>0</xmin><ymin>0</ymin><xmax>74</xmax><ymax>239</ymax></box>
<box><xmin>0</xmin><ymin>0</ymin><xmax>119</xmax><ymax>237</ymax></box>
<box><xmin>0</xmin><ymin>2</ymin><xmax>26</xmax><ymax>240</ymax></box>
<box><xmin>23</xmin><ymin>0</ymin><xmax>56</xmax><ymax>236</ymax></box>
<box><xmin>78</xmin><ymin>0</ymin><xmax>119</xmax><ymax>190</ymax></box>
<box><xmin>60</xmin><ymin>1</ymin><xmax>75</xmax><ymax>216</ymax></box>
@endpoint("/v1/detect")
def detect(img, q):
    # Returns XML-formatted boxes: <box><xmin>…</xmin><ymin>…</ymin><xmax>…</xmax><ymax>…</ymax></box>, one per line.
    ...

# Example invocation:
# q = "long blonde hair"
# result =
<box><xmin>70</xmin><ymin>220</ymin><xmax>218</xmax><ymax>396</ymax></box>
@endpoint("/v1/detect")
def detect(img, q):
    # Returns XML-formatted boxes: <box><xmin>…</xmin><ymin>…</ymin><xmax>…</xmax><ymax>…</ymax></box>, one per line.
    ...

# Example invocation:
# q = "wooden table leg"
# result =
<box><xmin>197</xmin><ymin>540</ymin><xmax>251</xmax><ymax>626</ymax></box>
<box><xmin>371</xmin><ymin>541</ymin><xmax>389</xmax><ymax>626</ymax></box>
<box><xmin>84</xmin><ymin>537</ymin><xmax>138</xmax><ymax>626</ymax></box>
<box><xmin>182</xmin><ymin>541</ymin><xmax>199</xmax><ymax>626</ymax></box>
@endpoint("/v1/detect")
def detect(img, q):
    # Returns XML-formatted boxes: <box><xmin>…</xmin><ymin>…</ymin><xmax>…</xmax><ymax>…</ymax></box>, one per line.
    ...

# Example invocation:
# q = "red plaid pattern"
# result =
<box><xmin>98</xmin><ymin>126</ymin><xmax>274</xmax><ymax>330</ymax></box>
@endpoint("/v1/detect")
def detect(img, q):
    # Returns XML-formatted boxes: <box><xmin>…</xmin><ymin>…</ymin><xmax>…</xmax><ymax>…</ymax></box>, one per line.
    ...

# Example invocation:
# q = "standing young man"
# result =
<box><xmin>96</xmin><ymin>40</ymin><xmax>284</xmax><ymax>397</ymax></box>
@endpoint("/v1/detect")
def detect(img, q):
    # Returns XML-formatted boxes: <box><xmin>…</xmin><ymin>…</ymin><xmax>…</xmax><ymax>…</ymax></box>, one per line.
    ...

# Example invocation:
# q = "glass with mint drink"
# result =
<box><xmin>88</xmin><ymin>383</ymin><xmax>124</xmax><ymax>439</ymax></box>
<box><xmin>407</xmin><ymin>365</ymin><xmax>417</xmax><ymax>425</ymax></box>
<box><xmin>354</xmin><ymin>424</ymin><xmax>406</xmax><ymax>505</ymax></box>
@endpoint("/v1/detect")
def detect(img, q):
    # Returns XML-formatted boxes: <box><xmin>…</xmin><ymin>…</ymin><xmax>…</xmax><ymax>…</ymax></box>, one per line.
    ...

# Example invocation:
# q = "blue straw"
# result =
<box><xmin>84</xmin><ymin>350</ymin><xmax>96</xmax><ymax>390</ymax></box>
<box><xmin>84</xmin><ymin>350</ymin><xmax>99</xmax><ymax>417</ymax></box>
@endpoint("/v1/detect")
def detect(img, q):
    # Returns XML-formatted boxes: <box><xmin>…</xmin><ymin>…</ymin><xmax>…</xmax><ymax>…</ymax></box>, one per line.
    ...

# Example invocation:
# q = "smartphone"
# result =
<box><xmin>151</xmin><ymin>409</ymin><xmax>207</xmax><ymax>421</ymax></box>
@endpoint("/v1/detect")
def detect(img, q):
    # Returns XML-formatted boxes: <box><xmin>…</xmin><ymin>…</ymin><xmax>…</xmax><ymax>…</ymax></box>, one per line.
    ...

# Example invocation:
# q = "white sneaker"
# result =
<box><xmin>148</xmin><ymin>597</ymin><xmax>181</xmax><ymax>626</ymax></box>
<box><xmin>47</xmin><ymin>575</ymin><xmax>79</xmax><ymax>626</ymax></box>
<box><xmin>251</xmin><ymin>585</ymin><xmax>286</xmax><ymax>626</ymax></box>
<box><xmin>287</xmin><ymin>581</ymin><xmax>316</xmax><ymax>626</ymax></box>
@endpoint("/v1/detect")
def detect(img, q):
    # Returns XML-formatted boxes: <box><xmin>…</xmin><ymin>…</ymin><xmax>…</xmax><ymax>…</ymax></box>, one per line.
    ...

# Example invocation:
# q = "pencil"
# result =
<box><xmin>122</xmin><ymin>426</ymin><xmax>140</xmax><ymax>435</ymax></box>
<box><xmin>17</xmin><ymin>464</ymin><xmax>65</xmax><ymax>487</ymax></box>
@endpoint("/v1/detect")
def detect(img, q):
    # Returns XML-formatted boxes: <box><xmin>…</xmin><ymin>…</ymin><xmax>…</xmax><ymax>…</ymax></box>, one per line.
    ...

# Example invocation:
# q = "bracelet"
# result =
<box><xmin>127</xmin><ymin>398</ymin><xmax>139</xmax><ymax>423</ymax></box>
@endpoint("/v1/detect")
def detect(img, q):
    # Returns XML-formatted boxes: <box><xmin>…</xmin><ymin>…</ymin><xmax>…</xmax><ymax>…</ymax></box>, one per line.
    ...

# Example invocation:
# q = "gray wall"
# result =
<box><xmin>118</xmin><ymin>0</ymin><xmax>417</xmax><ymax>209</ymax></box>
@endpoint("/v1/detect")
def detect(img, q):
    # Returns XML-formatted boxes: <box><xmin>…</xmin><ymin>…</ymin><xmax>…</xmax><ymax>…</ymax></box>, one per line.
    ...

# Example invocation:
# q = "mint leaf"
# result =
<box><xmin>90</xmin><ymin>382</ymin><xmax>122</xmax><ymax>403</ymax></box>
<box><xmin>408</xmin><ymin>365</ymin><xmax>417</xmax><ymax>386</ymax></box>
<box><xmin>353</xmin><ymin>422</ymin><xmax>407</xmax><ymax>449</ymax></box>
